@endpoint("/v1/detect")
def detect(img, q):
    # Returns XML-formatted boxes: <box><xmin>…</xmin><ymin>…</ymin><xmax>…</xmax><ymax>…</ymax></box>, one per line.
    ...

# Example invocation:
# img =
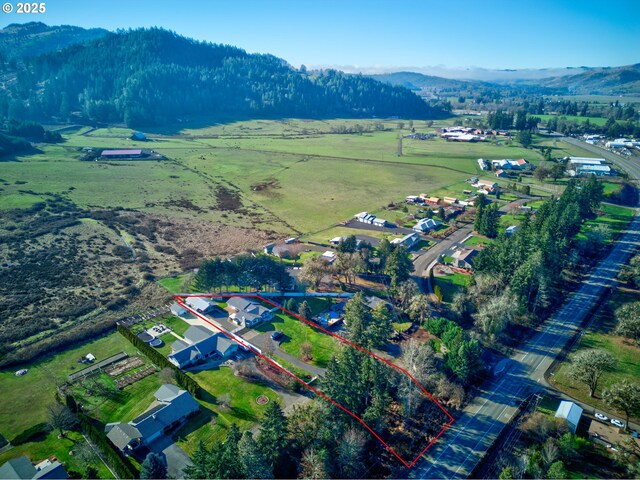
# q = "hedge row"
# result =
<box><xmin>116</xmin><ymin>324</ymin><xmax>201</xmax><ymax>397</ymax></box>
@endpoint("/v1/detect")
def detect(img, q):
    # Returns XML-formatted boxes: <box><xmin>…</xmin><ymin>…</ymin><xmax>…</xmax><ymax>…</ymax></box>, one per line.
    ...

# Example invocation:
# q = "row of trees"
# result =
<box><xmin>299</xmin><ymin>238</ymin><xmax>414</xmax><ymax>290</ymax></box>
<box><xmin>193</xmin><ymin>255</ymin><xmax>290</xmax><ymax>293</ymax></box>
<box><xmin>474</xmin><ymin>177</ymin><xmax>604</xmax><ymax>316</ymax></box>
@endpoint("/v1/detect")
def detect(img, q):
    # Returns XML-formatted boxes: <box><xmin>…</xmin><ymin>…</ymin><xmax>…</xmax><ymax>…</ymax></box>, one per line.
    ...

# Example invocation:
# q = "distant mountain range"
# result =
<box><xmin>367</xmin><ymin>65</ymin><xmax>640</xmax><ymax>96</ymax></box>
<box><xmin>536</xmin><ymin>63</ymin><xmax>640</xmax><ymax>94</ymax></box>
<box><xmin>0</xmin><ymin>22</ymin><xmax>108</xmax><ymax>60</ymax></box>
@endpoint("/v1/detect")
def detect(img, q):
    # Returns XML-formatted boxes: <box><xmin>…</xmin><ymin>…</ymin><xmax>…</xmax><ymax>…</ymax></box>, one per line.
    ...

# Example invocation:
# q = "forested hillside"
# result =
<box><xmin>538</xmin><ymin>63</ymin><xmax>640</xmax><ymax>94</ymax></box>
<box><xmin>0</xmin><ymin>22</ymin><xmax>108</xmax><ymax>60</ymax></box>
<box><xmin>0</xmin><ymin>27</ymin><xmax>446</xmax><ymax>127</ymax></box>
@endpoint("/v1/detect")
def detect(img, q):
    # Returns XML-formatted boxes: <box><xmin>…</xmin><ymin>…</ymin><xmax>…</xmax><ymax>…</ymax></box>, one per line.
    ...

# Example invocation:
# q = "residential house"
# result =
<box><xmin>330</xmin><ymin>236</ymin><xmax>362</xmax><ymax>248</ymax></box>
<box><xmin>320</xmin><ymin>250</ymin><xmax>337</xmax><ymax>263</ymax></box>
<box><xmin>477</xmin><ymin>158</ymin><xmax>490</xmax><ymax>171</ymax></box>
<box><xmin>391</xmin><ymin>233</ymin><xmax>421</xmax><ymax>249</ymax></box>
<box><xmin>372</xmin><ymin>217</ymin><xmax>389</xmax><ymax>228</ymax></box>
<box><xmin>227</xmin><ymin>297</ymin><xmax>273</xmax><ymax>328</ymax></box>
<box><xmin>555</xmin><ymin>401</ymin><xmax>583</xmax><ymax>434</ymax></box>
<box><xmin>168</xmin><ymin>325</ymin><xmax>238</xmax><ymax>368</ymax></box>
<box><xmin>452</xmin><ymin>249</ymin><xmax>478</xmax><ymax>269</ymax></box>
<box><xmin>506</xmin><ymin>225</ymin><xmax>518</xmax><ymax>235</ymax></box>
<box><xmin>495</xmin><ymin>169</ymin><xmax>508</xmax><ymax>178</ymax></box>
<box><xmin>0</xmin><ymin>456</ymin><xmax>68</xmax><ymax>480</ymax></box>
<box><xmin>105</xmin><ymin>384</ymin><xmax>200</xmax><ymax>454</ymax></box>
<box><xmin>263</xmin><ymin>243</ymin><xmax>276</xmax><ymax>255</ymax></box>
<box><xmin>185</xmin><ymin>296</ymin><xmax>217</xmax><ymax>314</ymax></box>
<box><xmin>442</xmin><ymin>197</ymin><xmax>458</xmax><ymax>205</ymax></box>
<box><xmin>413</xmin><ymin>218</ymin><xmax>441</xmax><ymax>233</ymax></box>
<box><xmin>405</xmin><ymin>195</ymin><xmax>421</xmax><ymax>204</ymax></box>
<box><xmin>363</xmin><ymin>295</ymin><xmax>393</xmax><ymax>311</ymax></box>
<box><xmin>170</xmin><ymin>303</ymin><xmax>187</xmax><ymax>317</ymax></box>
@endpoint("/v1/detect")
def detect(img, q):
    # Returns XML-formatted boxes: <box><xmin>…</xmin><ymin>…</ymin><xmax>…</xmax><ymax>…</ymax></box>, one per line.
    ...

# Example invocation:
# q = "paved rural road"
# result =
<box><xmin>411</xmin><ymin>138</ymin><xmax>640</xmax><ymax>479</ymax></box>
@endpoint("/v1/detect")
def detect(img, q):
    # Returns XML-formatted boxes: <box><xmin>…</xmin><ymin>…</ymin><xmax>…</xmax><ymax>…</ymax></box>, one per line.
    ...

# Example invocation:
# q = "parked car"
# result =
<box><xmin>611</xmin><ymin>419</ymin><xmax>625</xmax><ymax>428</ymax></box>
<box><xmin>15</xmin><ymin>369</ymin><xmax>28</xmax><ymax>376</ymax></box>
<box><xmin>595</xmin><ymin>413</ymin><xmax>609</xmax><ymax>422</ymax></box>
<box><xmin>271</xmin><ymin>330</ymin><xmax>284</xmax><ymax>340</ymax></box>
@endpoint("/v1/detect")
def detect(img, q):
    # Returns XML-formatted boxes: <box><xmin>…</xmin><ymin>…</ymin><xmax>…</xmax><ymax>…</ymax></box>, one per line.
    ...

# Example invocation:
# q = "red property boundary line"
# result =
<box><xmin>173</xmin><ymin>293</ymin><xmax>454</xmax><ymax>468</ymax></box>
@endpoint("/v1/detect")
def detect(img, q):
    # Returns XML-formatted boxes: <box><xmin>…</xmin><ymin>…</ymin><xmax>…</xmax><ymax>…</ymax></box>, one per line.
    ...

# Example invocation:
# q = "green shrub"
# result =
<box><xmin>11</xmin><ymin>422</ymin><xmax>52</xmax><ymax>445</ymax></box>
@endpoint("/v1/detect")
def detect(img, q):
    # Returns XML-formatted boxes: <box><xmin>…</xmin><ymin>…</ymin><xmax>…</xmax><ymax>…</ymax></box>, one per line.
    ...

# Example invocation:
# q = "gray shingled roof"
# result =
<box><xmin>0</xmin><ymin>456</ymin><xmax>37</xmax><ymax>479</ymax></box>
<box><xmin>184</xmin><ymin>325</ymin><xmax>214</xmax><ymax>343</ymax></box>
<box><xmin>106</xmin><ymin>423</ymin><xmax>142</xmax><ymax>451</ymax></box>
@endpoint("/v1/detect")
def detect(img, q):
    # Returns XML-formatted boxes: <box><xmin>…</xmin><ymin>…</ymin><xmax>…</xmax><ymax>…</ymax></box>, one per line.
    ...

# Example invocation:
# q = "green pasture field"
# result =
<box><xmin>536</xmin><ymin>114</ymin><xmax>608</xmax><ymax>126</ymax></box>
<box><xmin>2</xmin><ymin>121</ymin><xmax>591</xmax><ymax>238</ymax></box>
<box><xmin>177</xmin><ymin>367</ymin><xmax>280</xmax><ymax>455</ymax></box>
<box><xmin>532</xmin><ymin>135</ymin><xmax>601</xmax><ymax>159</ymax></box>
<box><xmin>0</xmin><ymin>333</ymin><xmax>141</xmax><ymax>441</ymax></box>
<box><xmin>578</xmin><ymin>203</ymin><xmax>635</xmax><ymax>241</ymax></box>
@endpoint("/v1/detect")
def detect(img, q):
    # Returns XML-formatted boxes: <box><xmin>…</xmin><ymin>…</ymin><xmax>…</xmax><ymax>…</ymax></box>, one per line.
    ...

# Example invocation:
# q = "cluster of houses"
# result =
<box><xmin>167</xmin><ymin>296</ymin><xmax>275</xmax><ymax>369</ymax></box>
<box><xmin>477</xmin><ymin>158</ymin><xmax>530</xmax><ymax>178</ymax></box>
<box><xmin>436</xmin><ymin>126</ymin><xmax>511</xmax><ymax>143</ymax></box>
<box><xmin>106</xmin><ymin>384</ymin><xmax>200</xmax><ymax>454</ymax></box>
<box><xmin>354</xmin><ymin>212</ymin><xmax>391</xmax><ymax>228</ymax></box>
<box><xmin>470</xmin><ymin>178</ymin><xmax>500</xmax><ymax>195</ymax></box>
<box><xmin>566</xmin><ymin>157</ymin><xmax>611</xmax><ymax>176</ymax></box>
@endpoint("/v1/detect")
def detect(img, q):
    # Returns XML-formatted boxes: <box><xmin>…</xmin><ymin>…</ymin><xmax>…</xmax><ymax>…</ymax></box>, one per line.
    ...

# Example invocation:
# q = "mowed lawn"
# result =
<box><xmin>0</xmin><ymin>430</ymin><xmax>114</xmax><ymax>479</ymax></box>
<box><xmin>177</xmin><ymin>367</ymin><xmax>280</xmax><ymax>455</ymax></box>
<box><xmin>255</xmin><ymin>313</ymin><xmax>340</xmax><ymax>368</ymax></box>
<box><xmin>434</xmin><ymin>272</ymin><xmax>470</xmax><ymax>303</ymax></box>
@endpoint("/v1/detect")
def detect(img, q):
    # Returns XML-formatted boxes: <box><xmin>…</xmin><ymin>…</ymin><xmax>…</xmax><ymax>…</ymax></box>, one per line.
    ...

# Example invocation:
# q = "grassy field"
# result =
<box><xmin>0</xmin><ymin>332</ymin><xmax>145</xmax><ymax>477</ymax></box>
<box><xmin>177</xmin><ymin>367</ymin><xmax>279</xmax><ymax>455</ymax></box>
<box><xmin>434</xmin><ymin>272</ymin><xmax>470</xmax><ymax>303</ymax></box>
<box><xmin>577</xmin><ymin>203</ymin><xmax>635</xmax><ymax>241</ymax></box>
<box><xmin>463</xmin><ymin>235</ymin><xmax>492</xmax><ymax>247</ymax></box>
<box><xmin>536</xmin><ymin>114</ymin><xmax>608</xmax><ymax>126</ymax></box>
<box><xmin>2</xmin><ymin>120</ymin><xmax>575</xmax><ymax>237</ymax></box>
<box><xmin>255</xmin><ymin>313</ymin><xmax>340</xmax><ymax>368</ymax></box>
<box><xmin>550</xmin><ymin>287</ymin><xmax>640</xmax><ymax>420</ymax></box>
<box><xmin>0</xmin><ymin>333</ymin><xmax>141</xmax><ymax>441</ymax></box>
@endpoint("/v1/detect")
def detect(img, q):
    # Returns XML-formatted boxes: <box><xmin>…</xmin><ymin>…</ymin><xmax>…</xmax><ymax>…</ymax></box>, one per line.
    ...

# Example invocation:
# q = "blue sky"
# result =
<box><xmin>2</xmin><ymin>0</ymin><xmax>639</xmax><ymax>70</ymax></box>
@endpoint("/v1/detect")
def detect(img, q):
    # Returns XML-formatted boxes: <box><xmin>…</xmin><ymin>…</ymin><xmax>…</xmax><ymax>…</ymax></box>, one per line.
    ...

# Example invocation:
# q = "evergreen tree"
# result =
<box><xmin>257</xmin><ymin>402</ymin><xmax>288</xmax><ymax>472</ymax></box>
<box><xmin>140</xmin><ymin>453</ymin><xmax>167</xmax><ymax>479</ymax></box>
<box><xmin>239</xmin><ymin>431</ymin><xmax>273</xmax><ymax>479</ymax></box>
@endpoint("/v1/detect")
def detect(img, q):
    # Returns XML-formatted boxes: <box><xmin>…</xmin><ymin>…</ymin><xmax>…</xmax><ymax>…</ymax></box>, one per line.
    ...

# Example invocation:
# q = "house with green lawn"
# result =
<box><xmin>105</xmin><ymin>384</ymin><xmax>199</xmax><ymax>454</ymax></box>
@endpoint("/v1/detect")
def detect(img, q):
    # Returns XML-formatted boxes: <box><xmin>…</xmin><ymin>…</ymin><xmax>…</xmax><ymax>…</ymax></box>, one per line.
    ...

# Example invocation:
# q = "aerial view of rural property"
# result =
<box><xmin>1</xmin><ymin>1</ymin><xmax>640</xmax><ymax>479</ymax></box>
